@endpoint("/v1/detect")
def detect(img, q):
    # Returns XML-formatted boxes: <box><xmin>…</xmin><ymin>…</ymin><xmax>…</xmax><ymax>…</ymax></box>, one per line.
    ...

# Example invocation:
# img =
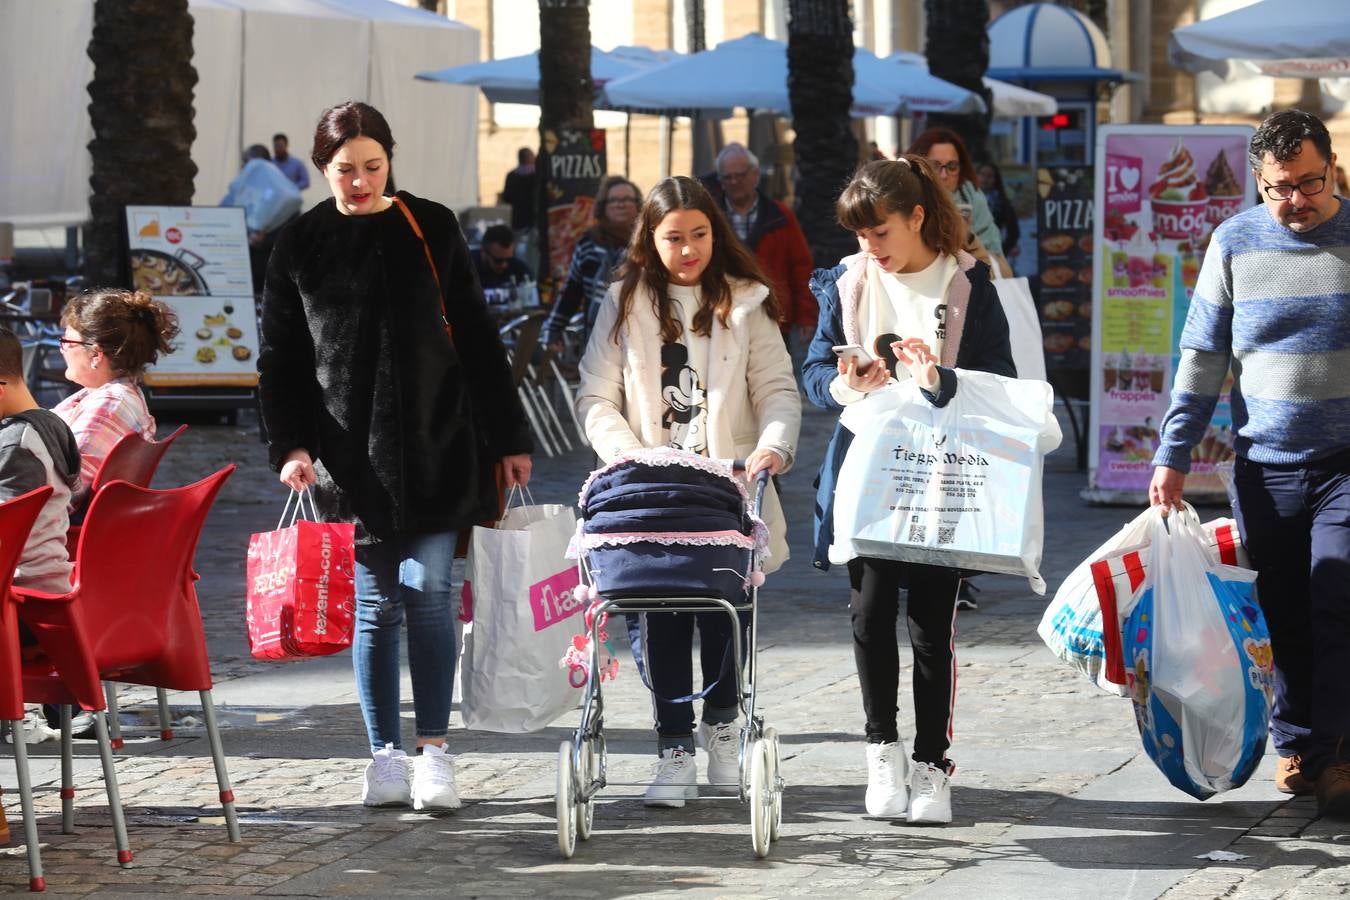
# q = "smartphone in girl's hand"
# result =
<box><xmin>832</xmin><ymin>344</ymin><xmax>874</xmax><ymax>372</ymax></box>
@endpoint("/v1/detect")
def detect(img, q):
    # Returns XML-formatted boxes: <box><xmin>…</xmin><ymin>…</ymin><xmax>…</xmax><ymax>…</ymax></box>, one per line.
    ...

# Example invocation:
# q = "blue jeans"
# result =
<box><xmin>1232</xmin><ymin>451</ymin><xmax>1350</xmax><ymax>778</ymax></box>
<box><xmin>352</xmin><ymin>531</ymin><xmax>457</xmax><ymax>753</ymax></box>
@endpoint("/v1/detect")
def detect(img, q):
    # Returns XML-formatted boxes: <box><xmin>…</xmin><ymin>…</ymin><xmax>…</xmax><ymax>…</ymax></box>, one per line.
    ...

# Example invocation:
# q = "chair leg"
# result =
<box><xmin>197</xmin><ymin>690</ymin><xmax>240</xmax><ymax>842</ymax></box>
<box><xmin>10</xmin><ymin>720</ymin><xmax>47</xmax><ymax>891</ymax></box>
<box><xmin>58</xmin><ymin>707</ymin><xmax>73</xmax><ymax>835</ymax></box>
<box><xmin>102</xmin><ymin>683</ymin><xmax>123</xmax><ymax>750</ymax></box>
<box><xmin>91</xmin><ymin>711</ymin><xmax>132</xmax><ymax>866</ymax></box>
<box><xmin>156</xmin><ymin>689</ymin><xmax>173</xmax><ymax>741</ymax></box>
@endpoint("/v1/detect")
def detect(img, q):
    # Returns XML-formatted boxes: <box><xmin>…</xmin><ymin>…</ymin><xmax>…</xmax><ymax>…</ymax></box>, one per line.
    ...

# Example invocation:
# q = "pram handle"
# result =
<box><xmin>730</xmin><ymin>460</ymin><xmax>772</xmax><ymax>518</ymax></box>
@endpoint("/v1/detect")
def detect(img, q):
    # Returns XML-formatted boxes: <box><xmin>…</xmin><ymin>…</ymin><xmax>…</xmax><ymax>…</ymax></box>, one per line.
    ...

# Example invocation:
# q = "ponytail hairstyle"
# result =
<box><xmin>611</xmin><ymin>175</ymin><xmax>779</xmax><ymax>344</ymax></box>
<box><xmin>61</xmin><ymin>289</ymin><xmax>180</xmax><ymax>377</ymax></box>
<box><xmin>835</xmin><ymin>156</ymin><xmax>965</xmax><ymax>257</ymax></box>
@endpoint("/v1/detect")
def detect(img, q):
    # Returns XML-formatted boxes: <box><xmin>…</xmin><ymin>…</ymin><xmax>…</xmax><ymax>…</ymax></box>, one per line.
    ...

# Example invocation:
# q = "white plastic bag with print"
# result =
<box><xmin>1107</xmin><ymin>508</ymin><xmax>1271</xmax><ymax>799</ymax></box>
<box><xmin>1038</xmin><ymin>504</ymin><xmax>1248</xmax><ymax>696</ymax></box>
<box><xmin>460</xmin><ymin>489</ymin><xmax>583</xmax><ymax>732</ymax></box>
<box><xmin>831</xmin><ymin>370</ymin><xmax>1062</xmax><ymax>593</ymax></box>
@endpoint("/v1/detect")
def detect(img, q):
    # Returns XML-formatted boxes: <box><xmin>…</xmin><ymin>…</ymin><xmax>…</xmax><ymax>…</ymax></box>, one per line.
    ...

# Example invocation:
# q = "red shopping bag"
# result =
<box><xmin>246</xmin><ymin>490</ymin><xmax>356</xmax><ymax>660</ymax></box>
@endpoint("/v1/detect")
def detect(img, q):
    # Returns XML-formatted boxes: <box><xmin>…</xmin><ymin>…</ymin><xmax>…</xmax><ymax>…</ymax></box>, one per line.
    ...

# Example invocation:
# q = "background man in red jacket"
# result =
<box><xmin>704</xmin><ymin>144</ymin><xmax>816</xmax><ymax>357</ymax></box>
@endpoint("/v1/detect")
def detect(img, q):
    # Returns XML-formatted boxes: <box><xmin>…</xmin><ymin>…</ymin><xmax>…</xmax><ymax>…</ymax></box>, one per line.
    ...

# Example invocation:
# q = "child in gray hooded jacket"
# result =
<box><xmin>0</xmin><ymin>327</ymin><xmax>81</xmax><ymax>594</ymax></box>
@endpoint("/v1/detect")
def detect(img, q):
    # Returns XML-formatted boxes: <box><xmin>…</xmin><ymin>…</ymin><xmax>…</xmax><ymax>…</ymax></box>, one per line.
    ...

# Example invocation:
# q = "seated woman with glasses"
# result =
<box><xmin>53</xmin><ymin>288</ymin><xmax>179</xmax><ymax>512</ymax></box>
<box><xmin>541</xmin><ymin>175</ymin><xmax>642</xmax><ymax>352</ymax></box>
<box><xmin>907</xmin><ymin>128</ymin><xmax>1012</xmax><ymax>278</ymax></box>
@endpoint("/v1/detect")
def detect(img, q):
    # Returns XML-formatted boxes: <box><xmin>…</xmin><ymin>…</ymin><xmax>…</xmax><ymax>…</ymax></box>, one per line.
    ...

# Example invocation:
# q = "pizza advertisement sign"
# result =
<box><xmin>124</xmin><ymin>206</ymin><xmax>258</xmax><ymax>388</ymax></box>
<box><xmin>538</xmin><ymin>128</ymin><xmax>606</xmax><ymax>303</ymax></box>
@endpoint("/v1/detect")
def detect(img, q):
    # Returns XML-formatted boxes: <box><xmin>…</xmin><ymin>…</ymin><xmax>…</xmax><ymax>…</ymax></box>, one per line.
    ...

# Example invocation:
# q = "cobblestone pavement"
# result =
<box><xmin>2</xmin><ymin>404</ymin><xmax>1348</xmax><ymax>897</ymax></box>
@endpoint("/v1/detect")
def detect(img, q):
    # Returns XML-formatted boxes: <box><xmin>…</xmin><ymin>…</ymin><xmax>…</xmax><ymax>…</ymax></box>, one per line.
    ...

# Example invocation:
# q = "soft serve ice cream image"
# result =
<box><xmin>1205</xmin><ymin>150</ymin><xmax>1244</xmax><ymax>227</ymax></box>
<box><xmin>1149</xmin><ymin>140</ymin><xmax>1208</xmax><ymax>239</ymax></box>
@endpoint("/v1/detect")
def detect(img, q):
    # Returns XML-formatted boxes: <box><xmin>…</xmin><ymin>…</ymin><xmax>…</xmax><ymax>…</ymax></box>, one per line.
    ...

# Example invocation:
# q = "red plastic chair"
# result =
<box><xmin>16</xmin><ymin>466</ymin><xmax>242</xmax><ymax>864</ymax></box>
<box><xmin>0</xmin><ymin>485</ymin><xmax>109</xmax><ymax>893</ymax></box>
<box><xmin>64</xmin><ymin>424</ymin><xmax>187</xmax><ymax>745</ymax></box>
<box><xmin>66</xmin><ymin>424</ymin><xmax>187</xmax><ymax>556</ymax></box>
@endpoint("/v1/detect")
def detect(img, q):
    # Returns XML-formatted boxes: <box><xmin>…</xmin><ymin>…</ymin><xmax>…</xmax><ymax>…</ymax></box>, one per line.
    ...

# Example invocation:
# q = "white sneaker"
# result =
<box><xmin>361</xmin><ymin>744</ymin><xmax>412</xmax><ymax>807</ymax></box>
<box><xmin>411</xmin><ymin>743</ymin><xmax>461</xmax><ymax>811</ymax></box>
<box><xmin>698</xmin><ymin>720</ymin><xmax>741</xmax><ymax>786</ymax></box>
<box><xmin>908</xmin><ymin>762</ymin><xmax>953</xmax><ymax>824</ymax></box>
<box><xmin>644</xmin><ymin>748</ymin><xmax>698</xmax><ymax>808</ymax></box>
<box><xmin>4</xmin><ymin>707</ymin><xmax>58</xmax><ymax>745</ymax></box>
<box><xmin>865</xmin><ymin>741</ymin><xmax>909</xmax><ymax>817</ymax></box>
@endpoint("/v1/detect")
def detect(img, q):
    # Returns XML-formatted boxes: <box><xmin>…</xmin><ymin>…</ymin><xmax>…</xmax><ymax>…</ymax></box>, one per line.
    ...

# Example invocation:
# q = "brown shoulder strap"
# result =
<box><xmin>391</xmin><ymin>196</ymin><xmax>453</xmax><ymax>342</ymax></box>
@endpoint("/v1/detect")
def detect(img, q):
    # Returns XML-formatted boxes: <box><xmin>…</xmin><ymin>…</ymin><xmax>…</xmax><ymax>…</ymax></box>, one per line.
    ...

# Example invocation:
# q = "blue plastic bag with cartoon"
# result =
<box><xmin>1104</xmin><ymin>508</ymin><xmax>1272</xmax><ymax>800</ymax></box>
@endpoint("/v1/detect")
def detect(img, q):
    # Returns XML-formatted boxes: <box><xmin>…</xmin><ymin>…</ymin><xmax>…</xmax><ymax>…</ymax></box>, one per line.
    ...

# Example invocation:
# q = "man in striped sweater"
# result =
<box><xmin>1150</xmin><ymin>109</ymin><xmax>1350</xmax><ymax>819</ymax></box>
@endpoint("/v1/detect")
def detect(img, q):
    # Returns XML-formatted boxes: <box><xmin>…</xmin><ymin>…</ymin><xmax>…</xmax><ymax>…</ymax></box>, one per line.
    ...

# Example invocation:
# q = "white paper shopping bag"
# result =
<box><xmin>459</xmin><ymin>497</ymin><xmax>584</xmax><ymax>732</ymax></box>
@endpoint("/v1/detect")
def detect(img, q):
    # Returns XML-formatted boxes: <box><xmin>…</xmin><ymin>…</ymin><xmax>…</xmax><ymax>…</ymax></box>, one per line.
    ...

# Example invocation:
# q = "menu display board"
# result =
<box><xmin>1035</xmin><ymin>166</ymin><xmax>1095</xmax><ymax>373</ymax></box>
<box><xmin>1085</xmin><ymin>125</ymin><xmax>1255</xmax><ymax>503</ymax></box>
<box><xmin>124</xmin><ymin>206</ymin><xmax>258</xmax><ymax>388</ymax></box>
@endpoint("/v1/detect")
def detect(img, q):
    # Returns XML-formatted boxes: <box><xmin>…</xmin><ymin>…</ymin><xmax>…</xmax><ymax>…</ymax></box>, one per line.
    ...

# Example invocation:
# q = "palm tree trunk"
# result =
<box><xmin>787</xmin><ymin>0</ymin><xmax>855</xmax><ymax>266</ymax></box>
<box><xmin>85</xmin><ymin>0</ymin><xmax>197</xmax><ymax>287</ymax></box>
<box><xmin>539</xmin><ymin>0</ymin><xmax>593</xmax><ymax>135</ymax></box>
<box><xmin>537</xmin><ymin>0</ymin><xmax>594</xmax><ymax>295</ymax></box>
<box><xmin>923</xmin><ymin>0</ymin><xmax>993</xmax><ymax>161</ymax></box>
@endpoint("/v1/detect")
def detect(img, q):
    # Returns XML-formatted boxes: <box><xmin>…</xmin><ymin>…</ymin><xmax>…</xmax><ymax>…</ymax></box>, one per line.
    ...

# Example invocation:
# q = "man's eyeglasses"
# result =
<box><xmin>58</xmin><ymin>338</ymin><xmax>93</xmax><ymax>350</ymax></box>
<box><xmin>1261</xmin><ymin>166</ymin><xmax>1329</xmax><ymax>201</ymax></box>
<box><xmin>928</xmin><ymin>160</ymin><xmax>962</xmax><ymax>176</ymax></box>
<box><xmin>484</xmin><ymin>250</ymin><xmax>514</xmax><ymax>268</ymax></box>
<box><xmin>718</xmin><ymin>168</ymin><xmax>754</xmax><ymax>182</ymax></box>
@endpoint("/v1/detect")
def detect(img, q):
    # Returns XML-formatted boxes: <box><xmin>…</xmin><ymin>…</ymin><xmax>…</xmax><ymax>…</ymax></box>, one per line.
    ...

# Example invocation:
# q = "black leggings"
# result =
<box><xmin>628</xmin><ymin>610</ymin><xmax>746</xmax><ymax>740</ymax></box>
<box><xmin>848</xmin><ymin>557</ymin><xmax>959</xmax><ymax>766</ymax></box>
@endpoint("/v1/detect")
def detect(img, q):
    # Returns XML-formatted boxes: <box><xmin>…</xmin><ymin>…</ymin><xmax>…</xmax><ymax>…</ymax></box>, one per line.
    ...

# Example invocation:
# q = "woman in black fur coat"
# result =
<box><xmin>258</xmin><ymin>101</ymin><xmax>533</xmax><ymax>812</ymax></box>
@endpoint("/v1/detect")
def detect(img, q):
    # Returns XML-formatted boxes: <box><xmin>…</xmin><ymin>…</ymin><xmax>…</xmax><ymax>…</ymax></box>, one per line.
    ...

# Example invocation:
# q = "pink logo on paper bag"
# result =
<box><xmin>1106</xmin><ymin>153</ymin><xmax>1143</xmax><ymax>213</ymax></box>
<box><xmin>530</xmin><ymin>568</ymin><xmax>583</xmax><ymax>631</ymax></box>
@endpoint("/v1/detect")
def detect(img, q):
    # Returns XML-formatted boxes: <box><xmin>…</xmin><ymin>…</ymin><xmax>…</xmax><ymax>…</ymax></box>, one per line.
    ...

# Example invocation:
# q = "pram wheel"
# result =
<box><xmin>763</xmin><ymin>726</ymin><xmax>783</xmax><ymax>841</ymax></box>
<box><xmin>576</xmin><ymin>739</ymin><xmax>597</xmax><ymax>841</ymax></box>
<box><xmin>556</xmin><ymin>742</ymin><xmax>578</xmax><ymax>858</ymax></box>
<box><xmin>748</xmin><ymin>739</ymin><xmax>772</xmax><ymax>858</ymax></box>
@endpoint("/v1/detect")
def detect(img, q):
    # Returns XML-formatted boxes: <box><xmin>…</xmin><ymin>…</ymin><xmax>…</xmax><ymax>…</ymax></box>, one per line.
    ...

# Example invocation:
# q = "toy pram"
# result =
<box><xmin>555</xmin><ymin>448</ymin><xmax>784</xmax><ymax>859</ymax></box>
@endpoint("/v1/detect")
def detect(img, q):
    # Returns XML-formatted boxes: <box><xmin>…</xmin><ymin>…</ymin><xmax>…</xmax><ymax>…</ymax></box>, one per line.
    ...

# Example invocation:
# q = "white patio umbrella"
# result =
<box><xmin>1169</xmin><ymin>0</ymin><xmax>1350</xmax><ymax>78</ymax></box>
<box><xmin>854</xmin><ymin>48</ymin><xmax>987</xmax><ymax>115</ymax></box>
<box><xmin>416</xmin><ymin>45</ymin><xmax>680</xmax><ymax>107</ymax></box>
<box><xmin>884</xmin><ymin>50</ymin><xmax>1057</xmax><ymax>118</ymax></box>
<box><xmin>598</xmin><ymin>33</ymin><xmax>914</xmax><ymax>117</ymax></box>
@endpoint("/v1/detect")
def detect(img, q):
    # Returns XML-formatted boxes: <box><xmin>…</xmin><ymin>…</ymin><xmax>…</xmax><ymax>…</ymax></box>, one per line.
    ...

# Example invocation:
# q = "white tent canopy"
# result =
<box><xmin>885</xmin><ymin>51</ymin><xmax>1057</xmax><ymax>118</ymax></box>
<box><xmin>1</xmin><ymin>0</ymin><xmax>480</xmax><ymax>229</ymax></box>
<box><xmin>1170</xmin><ymin>0</ymin><xmax>1350</xmax><ymax>78</ymax></box>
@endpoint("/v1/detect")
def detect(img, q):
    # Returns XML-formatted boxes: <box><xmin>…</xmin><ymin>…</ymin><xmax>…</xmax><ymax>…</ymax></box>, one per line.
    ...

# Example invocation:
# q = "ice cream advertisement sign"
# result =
<box><xmin>1086</xmin><ymin>125</ymin><xmax>1255</xmax><ymax>503</ymax></box>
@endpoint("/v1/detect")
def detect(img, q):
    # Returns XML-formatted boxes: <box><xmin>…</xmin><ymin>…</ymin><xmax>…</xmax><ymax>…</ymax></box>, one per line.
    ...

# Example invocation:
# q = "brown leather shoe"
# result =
<box><xmin>1315</xmin><ymin>763</ymin><xmax>1350</xmax><ymax>819</ymax></box>
<box><xmin>1276</xmin><ymin>755</ymin><xmax>1315</xmax><ymax>795</ymax></box>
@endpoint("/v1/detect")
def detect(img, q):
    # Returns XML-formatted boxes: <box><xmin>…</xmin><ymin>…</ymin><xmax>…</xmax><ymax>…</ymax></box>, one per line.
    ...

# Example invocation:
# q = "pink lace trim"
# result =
<box><xmin>579</xmin><ymin>528</ymin><xmax>766</xmax><ymax>553</ymax></box>
<box><xmin>577</xmin><ymin>448</ymin><xmax>750</xmax><ymax>506</ymax></box>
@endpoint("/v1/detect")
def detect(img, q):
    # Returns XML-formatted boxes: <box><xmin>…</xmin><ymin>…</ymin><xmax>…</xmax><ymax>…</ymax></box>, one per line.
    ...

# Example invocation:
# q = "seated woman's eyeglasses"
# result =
<box><xmin>58</xmin><ymin>338</ymin><xmax>93</xmax><ymax>349</ymax></box>
<box><xmin>1261</xmin><ymin>168</ymin><xmax>1328</xmax><ymax>201</ymax></box>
